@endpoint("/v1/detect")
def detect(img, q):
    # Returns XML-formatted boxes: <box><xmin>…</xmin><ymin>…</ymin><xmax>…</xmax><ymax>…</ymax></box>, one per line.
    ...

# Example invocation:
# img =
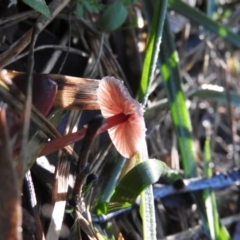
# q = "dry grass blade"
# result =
<box><xmin>0</xmin><ymin>104</ymin><xmax>21</xmax><ymax>240</ymax></box>
<box><xmin>48</xmin><ymin>74</ymin><xmax>99</xmax><ymax>109</ymax></box>
<box><xmin>0</xmin><ymin>10</ymin><xmax>38</xmax><ymax>27</ymax></box>
<box><xmin>4</xmin><ymin>70</ymin><xmax>100</xmax><ymax>110</ymax></box>
<box><xmin>69</xmin><ymin>211</ymin><xmax>98</xmax><ymax>240</ymax></box>
<box><xmin>25</xmin><ymin>171</ymin><xmax>45</xmax><ymax>240</ymax></box>
<box><xmin>46</xmin><ymin>153</ymin><xmax>70</xmax><ymax>240</ymax></box>
<box><xmin>0</xmin><ymin>0</ymin><xmax>71</xmax><ymax>68</ymax></box>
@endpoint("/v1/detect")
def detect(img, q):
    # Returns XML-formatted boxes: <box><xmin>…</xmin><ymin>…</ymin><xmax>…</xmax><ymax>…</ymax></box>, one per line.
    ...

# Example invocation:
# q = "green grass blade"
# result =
<box><xmin>168</xmin><ymin>0</ymin><xmax>240</xmax><ymax>49</ymax></box>
<box><xmin>160</xmin><ymin>17</ymin><xmax>197</xmax><ymax>177</ymax></box>
<box><xmin>137</xmin><ymin>1</ymin><xmax>168</xmax><ymax>238</ymax></box>
<box><xmin>188</xmin><ymin>85</ymin><xmax>240</xmax><ymax>107</ymax></box>
<box><xmin>159</xmin><ymin>16</ymin><xmax>210</xmax><ymax>236</ymax></box>
<box><xmin>95</xmin><ymin>156</ymin><xmax>126</xmax><ymax>215</ymax></box>
<box><xmin>138</xmin><ymin>0</ymin><xmax>168</xmax><ymax>104</ymax></box>
<box><xmin>203</xmin><ymin>137</ymin><xmax>230</xmax><ymax>239</ymax></box>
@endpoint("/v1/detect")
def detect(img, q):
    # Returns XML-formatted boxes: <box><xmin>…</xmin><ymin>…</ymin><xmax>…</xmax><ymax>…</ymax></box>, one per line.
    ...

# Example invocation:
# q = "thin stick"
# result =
<box><xmin>25</xmin><ymin>171</ymin><xmax>45</xmax><ymax>240</ymax></box>
<box><xmin>42</xmin><ymin>33</ymin><xmax>69</xmax><ymax>74</ymax></box>
<box><xmin>0</xmin><ymin>10</ymin><xmax>37</xmax><ymax>27</ymax></box>
<box><xmin>0</xmin><ymin>105</ymin><xmax>21</xmax><ymax>240</ymax></box>
<box><xmin>19</xmin><ymin>22</ymin><xmax>38</xmax><ymax>187</ymax></box>
<box><xmin>11</xmin><ymin>45</ymin><xmax>88</xmax><ymax>65</ymax></box>
<box><xmin>90</xmin><ymin>33</ymin><xmax>105</xmax><ymax>76</ymax></box>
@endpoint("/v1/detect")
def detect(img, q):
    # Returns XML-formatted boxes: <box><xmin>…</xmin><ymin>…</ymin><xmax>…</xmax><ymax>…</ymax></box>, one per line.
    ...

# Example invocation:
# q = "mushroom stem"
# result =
<box><xmin>40</xmin><ymin>113</ymin><xmax>129</xmax><ymax>156</ymax></box>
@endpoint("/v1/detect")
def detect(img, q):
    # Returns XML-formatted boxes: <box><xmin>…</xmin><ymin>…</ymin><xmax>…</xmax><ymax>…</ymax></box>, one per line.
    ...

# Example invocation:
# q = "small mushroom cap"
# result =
<box><xmin>98</xmin><ymin>76</ymin><xmax>146</xmax><ymax>158</ymax></box>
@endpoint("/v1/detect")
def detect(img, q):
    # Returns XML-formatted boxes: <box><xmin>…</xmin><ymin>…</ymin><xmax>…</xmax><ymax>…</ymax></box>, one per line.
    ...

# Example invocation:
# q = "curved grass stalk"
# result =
<box><xmin>204</xmin><ymin>137</ymin><xmax>230</xmax><ymax>239</ymax></box>
<box><xmin>138</xmin><ymin>0</ymin><xmax>168</xmax><ymax>105</ymax></box>
<box><xmin>137</xmin><ymin>0</ymin><xmax>168</xmax><ymax>239</ymax></box>
<box><xmin>133</xmin><ymin>143</ymin><xmax>156</xmax><ymax>240</ymax></box>
<box><xmin>159</xmin><ymin>16</ymin><xmax>230</xmax><ymax>238</ymax></box>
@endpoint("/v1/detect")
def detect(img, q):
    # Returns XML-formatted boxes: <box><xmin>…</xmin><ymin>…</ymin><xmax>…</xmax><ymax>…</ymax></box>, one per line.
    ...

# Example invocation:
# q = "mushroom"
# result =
<box><xmin>40</xmin><ymin>76</ymin><xmax>146</xmax><ymax>157</ymax></box>
<box><xmin>98</xmin><ymin>76</ymin><xmax>146</xmax><ymax>158</ymax></box>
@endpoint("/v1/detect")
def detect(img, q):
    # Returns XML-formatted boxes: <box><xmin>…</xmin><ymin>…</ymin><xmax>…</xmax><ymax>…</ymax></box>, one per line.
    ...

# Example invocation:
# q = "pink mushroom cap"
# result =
<box><xmin>98</xmin><ymin>76</ymin><xmax>146</xmax><ymax>158</ymax></box>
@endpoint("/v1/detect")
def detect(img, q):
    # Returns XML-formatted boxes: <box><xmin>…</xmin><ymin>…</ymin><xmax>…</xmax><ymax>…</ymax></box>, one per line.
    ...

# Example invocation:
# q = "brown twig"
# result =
<box><xmin>0</xmin><ymin>104</ymin><xmax>22</xmax><ymax>240</ymax></box>
<box><xmin>0</xmin><ymin>10</ymin><xmax>38</xmax><ymax>27</ymax></box>
<box><xmin>8</xmin><ymin>45</ymin><xmax>88</xmax><ymax>66</ymax></box>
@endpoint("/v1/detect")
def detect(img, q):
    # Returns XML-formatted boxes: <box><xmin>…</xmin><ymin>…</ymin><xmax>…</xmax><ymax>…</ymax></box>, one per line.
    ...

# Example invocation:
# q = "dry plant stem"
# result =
<box><xmin>19</xmin><ymin>24</ymin><xmax>37</xmax><ymax>185</ymax></box>
<box><xmin>46</xmin><ymin>154</ymin><xmax>70</xmax><ymax>240</ymax></box>
<box><xmin>0</xmin><ymin>29</ymin><xmax>33</xmax><ymax>68</ymax></box>
<box><xmin>104</xmin><ymin>42</ymin><xmax>128</xmax><ymax>88</ymax></box>
<box><xmin>13</xmin><ymin>0</ymin><xmax>72</xmax><ymax>180</ymax></box>
<box><xmin>73</xmin><ymin>116</ymin><xmax>104</xmax><ymax>203</ymax></box>
<box><xmin>42</xmin><ymin>32</ymin><xmax>69</xmax><ymax>74</ymax></box>
<box><xmin>10</xmin><ymin>45</ymin><xmax>88</xmax><ymax>65</ymax></box>
<box><xmin>90</xmin><ymin>142</ymin><xmax>112</xmax><ymax>173</ymax></box>
<box><xmin>50</xmin><ymin>74</ymin><xmax>99</xmax><ymax>109</ymax></box>
<box><xmin>0</xmin><ymin>0</ymin><xmax>71</xmax><ymax>67</ymax></box>
<box><xmin>40</xmin><ymin>113</ymin><xmax>129</xmax><ymax>156</ymax></box>
<box><xmin>90</xmin><ymin>33</ymin><xmax>105</xmax><ymax>76</ymax></box>
<box><xmin>0</xmin><ymin>105</ymin><xmax>21</xmax><ymax>240</ymax></box>
<box><xmin>3</xmin><ymin>70</ymin><xmax>100</xmax><ymax>110</ymax></box>
<box><xmin>25</xmin><ymin>171</ymin><xmax>45</xmax><ymax>240</ymax></box>
<box><xmin>74</xmin><ymin>211</ymin><xmax>97</xmax><ymax>240</ymax></box>
<box><xmin>0</xmin><ymin>10</ymin><xmax>38</xmax><ymax>27</ymax></box>
<box><xmin>64</xmin><ymin>110</ymin><xmax>82</xmax><ymax>147</ymax></box>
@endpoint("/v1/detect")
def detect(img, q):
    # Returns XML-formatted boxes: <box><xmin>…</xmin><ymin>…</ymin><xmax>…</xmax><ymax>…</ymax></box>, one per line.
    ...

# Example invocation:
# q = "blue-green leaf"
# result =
<box><xmin>76</xmin><ymin>3</ymin><xmax>84</xmax><ymax>19</ymax></box>
<box><xmin>22</xmin><ymin>0</ymin><xmax>50</xmax><ymax>18</ymax></box>
<box><xmin>98</xmin><ymin>2</ymin><xmax>128</xmax><ymax>32</ymax></box>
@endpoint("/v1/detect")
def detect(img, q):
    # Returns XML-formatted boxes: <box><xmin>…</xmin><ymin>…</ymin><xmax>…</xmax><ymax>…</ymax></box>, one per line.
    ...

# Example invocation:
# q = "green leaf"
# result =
<box><xmin>82</xmin><ymin>0</ymin><xmax>93</xmax><ymax>12</ymax></box>
<box><xmin>22</xmin><ymin>0</ymin><xmax>50</xmax><ymax>18</ymax></box>
<box><xmin>76</xmin><ymin>3</ymin><xmax>84</xmax><ymax>19</ymax></box>
<box><xmin>96</xmin><ymin>202</ymin><xmax>108</xmax><ymax>216</ymax></box>
<box><xmin>98</xmin><ymin>2</ymin><xmax>128</xmax><ymax>32</ymax></box>
<box><xmin>108</xmin><ymin>159</ymin><xmax>170</xmax><ymax>211</ymax></box>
